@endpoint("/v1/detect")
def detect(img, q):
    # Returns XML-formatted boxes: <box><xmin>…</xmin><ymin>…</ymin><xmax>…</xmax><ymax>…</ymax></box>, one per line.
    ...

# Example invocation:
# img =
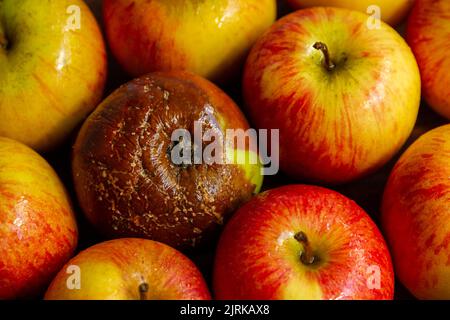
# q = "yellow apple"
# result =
<box><xmin>45</xmin><ymin>238</ymin><xmax>211</xmax><ymax>300</ymax></box>
<box><xmin>286</xmin><ymin>0</ymin><xmax>414</xmax><ymax>26</ymax></box>
<box><xmin>0</xmin><ymin>0</ymin><xmax>107</xmax><ymax>151</ymax></box>
<box><xmin>103</xmin><ymin>0</ymin><xmax>276</xmax><ymax>83</ymax></box>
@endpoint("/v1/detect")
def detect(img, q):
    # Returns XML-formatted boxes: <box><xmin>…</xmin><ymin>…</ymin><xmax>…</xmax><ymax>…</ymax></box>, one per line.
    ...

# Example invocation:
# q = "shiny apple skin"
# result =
<box><xmin>0</xmin><ymin>137</ymin><xmax>78</xmax><ymax>299</ymax></box>
<box><xmin>214</xmin><ymin>185</ymin><xmax>394</xmax><ymax>300</ymax></box>
<box><xmin>73</xmin><ymin>71</ymin><xmax>262</xmax><ymax>250</ymax></box>
<box><xmin>286</xmin><ymin>0</ymin><xmax>414</xmax><ymax>26</ymax></box>
<box><xmin>243</xmin><ymin>7</ymin><xmax>421</xmax><ymax>184</ymax></box>
<box><xmin>382</xmin><ymin>124</ymin><xmax>450</xmax><ymax>300</ymax></box>
<box><xmin>407</xmin><ymin>0</ymin><xmax>450</xmax><ymax>120</ymax></box>
<box><xmin>103</xmin><ymin>0</ymin><xmax>276</xmax><ymax>83</ymax></box>
<box><xmin>45</xmin><ymin>238</ymin><xmax>211</xmax><ymax>300</ymax></box>
<box><xmin>0</xmin><ymin>0</ymin><xmax>107</xmax><ymax>151</ymax></box>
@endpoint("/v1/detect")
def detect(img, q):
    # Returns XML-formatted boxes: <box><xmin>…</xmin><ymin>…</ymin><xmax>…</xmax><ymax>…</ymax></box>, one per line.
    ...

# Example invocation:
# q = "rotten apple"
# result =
<box><xmin>72</xmin><ymin>71</ymin><xmax>263</xmax><ymax>250</ymax></box>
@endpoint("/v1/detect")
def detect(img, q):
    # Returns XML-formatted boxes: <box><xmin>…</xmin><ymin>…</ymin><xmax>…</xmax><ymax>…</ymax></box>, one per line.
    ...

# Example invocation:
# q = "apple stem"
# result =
<box><xmin>294</xmin><ymin>231</ymin><xmax>317</xmax><ymax>265</ymax></box>
<box><xmin>139</xmin><ymin>282</ymin><xmax>149</xmax><ymax>300</ymax></box>
<box><xmin>313</xmin><ymin>42</ymin><xmax>336</xmax><ymax>72</ymax></box>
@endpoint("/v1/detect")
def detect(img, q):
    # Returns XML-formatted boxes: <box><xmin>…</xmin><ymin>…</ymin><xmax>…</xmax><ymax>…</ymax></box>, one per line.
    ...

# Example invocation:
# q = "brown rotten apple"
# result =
<box><xmin>73</xmin><ymin>71</ymin><xmax>263</xmax><ymax>250</ymax></box>
<box><xmin>243</xmin><ymin>7</ymin><xmax>421</xmax><ymax>184</ymax></box>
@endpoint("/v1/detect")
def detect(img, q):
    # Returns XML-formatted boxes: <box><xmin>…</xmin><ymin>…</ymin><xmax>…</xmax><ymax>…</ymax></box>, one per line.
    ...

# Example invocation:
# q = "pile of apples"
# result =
<box><xmin>0</xmin><ymin>0</ymin><xmax>449</xmax><ymax>300</ymax></box>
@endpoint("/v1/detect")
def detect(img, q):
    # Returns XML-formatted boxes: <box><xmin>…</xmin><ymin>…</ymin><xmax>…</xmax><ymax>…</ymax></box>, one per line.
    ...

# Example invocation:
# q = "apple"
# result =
<box><xmin>407</xmin><ymin>0</ymin><xmax>450</xmax><ymax>120</ymax></box>
<box><xmin>72</xmin><ymin>71</ymin><xmax>263</xmax><ymax>250</ymax></box>
<box><xmin>103</xmin><ymin>0</ymin><xmax>276</xmax><ymax>83</ymax></box>
<box><xmin>243</xmin><ymin>7</ymin><xmax>421</xmax><ymax>184</ymax></box>
<box><xmin>382</xmin><ymin>124</ymin><xmax>450</xmax><ymax>300</ymax></box>
<box><xmin>285</xmin><ymin>0</ymin><xmax>414</xmax><ymax>26</ymax></box>
<box><xmin>0</xmin><ymin>0</ymin><xmax>107</xmax><ymax>152</ymax></box>
<box><xmin>44</xmin><ymin>238</ymin><xmax>211</xmax><ymax>300</ymax></box>
<box><xmin>0</xmin><ymin>137</ymin><xmax>78</xmax><ymax>299</ymax></box>
<box><xmin>213</xmin><ymin>185</ymin><xmax>394</xmax><ymax>299</ymax></box>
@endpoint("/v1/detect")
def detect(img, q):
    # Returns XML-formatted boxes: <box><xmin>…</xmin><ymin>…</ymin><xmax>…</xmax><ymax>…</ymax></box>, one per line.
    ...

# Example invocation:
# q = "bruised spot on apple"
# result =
<box><xmin>407</xmin><ymin>0</ymin><xmax>450</xmax><ymax>120</ymax></box>
<box><xmin>382</xmin><ymin>124</ymin><xmax>450</xmax><ymax>300</ymax></box>
<box><xmin>243</xmin><ymin>7</ymin><xmax>421</xmax><ymax>184</ymax></box>
<box><xmin>0</xmin><ymin>0</ymin><xmax>107</xmax><ymax>151</ymax></box>
<box><xmin>73</xmin><ymin>71</ymin><xmax>263</xmax><ymax>250</ymax></box>
<box><xmin>0</xmin><ymin>137</ymin><xmax>78</xmax><ymax>299</ymax></box>
<box><xmin>102</xmin><ymin>0</ymin><xmax>276</xmax><ymax>83</ymax></box>
<box><xmin>213</xmin><ymin>185</ymin><xmax>395</xmax><ymax>300</ymax></box>
<box><xmin>44</xmin><ymin>238</ymin><xmax>211</xmax><ymax>300</ymax></box>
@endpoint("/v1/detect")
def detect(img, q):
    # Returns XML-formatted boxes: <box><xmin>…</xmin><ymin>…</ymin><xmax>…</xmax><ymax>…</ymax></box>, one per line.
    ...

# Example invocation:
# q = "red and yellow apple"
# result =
<box><xmin>0</xmin><ymin>137</ymin><xmax>78</xmax><ymax>299</ymax></box>
<box><xmin>407</xmin><ymin>0</ymin><xmax>450</xmax><ymax>120</ymax></box>
<box><xmin>0</xmin><ymin>0</ymin><xmax>107</xmax><ymax>151</ymax></box>
<box><xmin>73</xmin><ymin>71</ymin><xmax>263</xmax><ymax>250</ymax></box>
<box><xmin>103</xmin><ymin>0</ymin><xmax>276</xmax><ymax>83</ymax></box>
<box><xmin>45</xmin><ymin>238</ymin><xmax>211</xmax><ymax>300</ymax></box>
<box><xmin>243</xmin><ymin>7</ymin><xmax>421</xmax><ymax>184</ymax></box>
<box><xmin>214</xmin><ymin>185</ymin><xmax>394</xmax><ymax>300</ymax></box>
<box><xmin>382</xmin><ymin>124</ymin><xmax>450</xmax><ymax>300</ymax></box>
<box><xmin>285</xmin><ymin>0</ymin><xmax>414</xmax><ymax>26</ymax></box>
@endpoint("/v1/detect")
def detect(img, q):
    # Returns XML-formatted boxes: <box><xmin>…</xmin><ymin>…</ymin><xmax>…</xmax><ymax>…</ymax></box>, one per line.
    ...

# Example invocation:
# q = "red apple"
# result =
<box><xmin>45</xmin><ymin>238</ymin><xmax>211</xmax><ymax>300</ymax></box>
<box><xmin>72</xmin><ymin>71</ymin><xmax>263</xmax><ymax>250</ymax></box>
<box><xmin>103</xmin><ymin>0</ymin><xmax>276</xmax><ymax>83</ymax></box>
<box><xmin>243</xmin><ymin>7</ymin><xmax>421</xmax><ymax>184</ymax></box>
<box><xmin>382</xmin><ymin>124</ymin><xmax>450</xmax><ymax>299</ymax></box>
<box><xmin>0</xmin><ymin>137</ymin><xmax>78</xmax><ymax>299</ymax></box>
<box><xmin>214</xmin><ymin>185</ymin><xmax>394</xmax><ymax>300</ymax></box>
<box><xmin>407</xmin><ymin>0</ymin><xmax>450</xmax><ymax>120</ymax></box>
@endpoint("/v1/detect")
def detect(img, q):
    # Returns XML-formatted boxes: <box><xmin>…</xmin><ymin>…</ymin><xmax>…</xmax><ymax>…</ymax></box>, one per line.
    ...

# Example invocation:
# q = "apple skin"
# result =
<box><xmin>0</xmin><ymin>137</ymin><xmax>78</xmax><ymax>299</ymax></box>
<box><xmin>214</xmin><ymin>185</ymin><xmax>394</xmax><ymax>300</ymax></box>
<box><xmin>382</xmin><ymin>124</ymin><xmax>450</xmax><ymax>300</ymax></box>
<box><xmin>73</xmin><ymin>71</ymin><xmax>263</xmax><ymax>250</ymax></box>
<box><xmin>243</xmin><ymin>7</ymin><xmax>421</xmax><ymax>184</ymax></box>
<box><xmin>0</xmin><ymin>0</ymin><xmax>107</xmax><ymax>152</ymax></box>
<box><xmin>285</xmin><ymin>0</ymin><xmax>414</xmax><ymax>26</ymax></box>
<box><xmin>407</xmin><ymin>0</ymin><xmax>450</xmax><ymax>120</ymax></box>
<box><xmin>103</xmin><ymin>0</ymin><xmax>276</xmax><ymax>83</ymax></box>
<box><xmin>44</xmin><ymin>238</ymin><xmax>211</xmax><ymax>300</ymax></box>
